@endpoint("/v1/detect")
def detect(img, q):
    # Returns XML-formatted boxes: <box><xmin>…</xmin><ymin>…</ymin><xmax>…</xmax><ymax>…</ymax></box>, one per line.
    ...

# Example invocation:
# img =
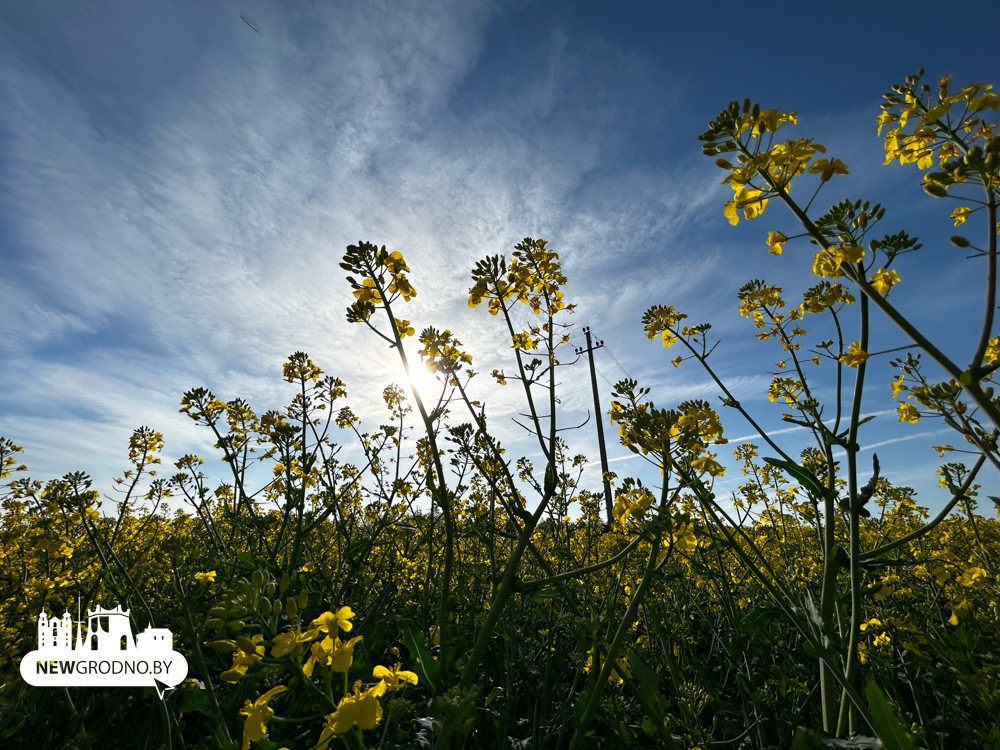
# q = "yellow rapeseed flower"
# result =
<box><xmin>373</xmin><ymin>663</ymin><xmax>419</xmax><ymax>692</ymax></box>
<box><xmin>983</xmin><ymin>336</ymin><xmax>1000</xmax><ymax>365</ymax></box>
<box><xmin>329</xmin><ymin>635</ymin><xmax>363</xmax><ymax>673</ymax></box>
<box><xmin>870</xmin><ymin>268</ymin><xmax>900</xmax><ymax>295</ymax></box>
<box><xmin>271</xmin><ymin>627</ymin><xmax>319</xmax><ymax>659</ymax></box>
<box><xmin>957</xmin><ymin>567</ymin><xmax>988</xmax><ymax>587</ymax></box>
<box><xmin>950</xmin><ymin>206</ymin><xmax>972</xmax><ymax>226</ymax></box>
<box><xmin>690</xmin><ymin>455</ymin><xmax>725</xmax><ymax>477</ymax></box>
<box><xmin>238</xmin><ymin>685</ymin><xmax>287</xmax><ymax>750</ymax></box>
<box><xmin>316</xmin><ymin>682</ymin><xmax>386</xmax><ymax>746</ymax></box>
<box><xmin>312</xmin><ymin>606</ymin><xmax>356</xmax><ymax>634</ymax></box>
<box><xmin>766</xmin><ymin>230</ymin><xmax>788</xmax><ymax>255</ymax></box>
<box><xmin>891</xmin><ymin>375</ymin><xmax>907</xmax><ymax>398</ymax></box>
<box><xmin>838</xmin><ymin>342</ymin><xmax>869</xmax><ymax>369</ymax></box>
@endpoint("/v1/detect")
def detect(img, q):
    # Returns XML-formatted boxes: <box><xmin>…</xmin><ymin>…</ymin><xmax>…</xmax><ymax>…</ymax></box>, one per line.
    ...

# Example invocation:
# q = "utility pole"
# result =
<box><xmin>576</xmin><ymin>327</ymin><xmax>614</xmax><ymax>527</ymax></box>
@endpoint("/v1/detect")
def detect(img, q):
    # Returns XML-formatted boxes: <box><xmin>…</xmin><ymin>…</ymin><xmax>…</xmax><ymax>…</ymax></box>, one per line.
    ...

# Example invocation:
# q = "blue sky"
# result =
<box><xmin>2</xmin><ymin>0</ymin><xmax>999</xmax><ymax>516</ymax></box>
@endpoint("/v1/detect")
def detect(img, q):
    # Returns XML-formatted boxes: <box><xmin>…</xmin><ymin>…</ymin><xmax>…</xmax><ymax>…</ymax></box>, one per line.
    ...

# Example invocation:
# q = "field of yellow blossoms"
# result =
<box><xmin>2</xmin><ymin>70</ymin><xmax>1000</xmax><ymax>749</ymax></box>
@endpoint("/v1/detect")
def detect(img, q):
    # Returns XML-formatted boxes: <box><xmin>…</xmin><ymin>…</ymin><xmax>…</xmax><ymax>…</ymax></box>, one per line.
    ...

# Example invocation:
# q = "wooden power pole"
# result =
<box><xmin>576</xmin><ymin>326</ymin><xmax>614</xmax><ymax>526</ymax></box>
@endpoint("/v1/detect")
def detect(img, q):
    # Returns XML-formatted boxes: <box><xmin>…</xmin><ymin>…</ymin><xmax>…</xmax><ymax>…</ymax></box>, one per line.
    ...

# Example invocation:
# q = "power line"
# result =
<box><xmin>602</xmin><ymin>343</ymin><xmax>632</xmax><ymax>380</ymax></box>
<box><xmin>593</xmin><ymin>364</ymin><xmax>616</xmax><ymax>389</ymax></box>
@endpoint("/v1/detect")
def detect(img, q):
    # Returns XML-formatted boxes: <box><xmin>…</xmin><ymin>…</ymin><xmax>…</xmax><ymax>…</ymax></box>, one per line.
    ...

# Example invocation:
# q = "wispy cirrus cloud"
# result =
<box><xmin>0</xmin><ymin>0</ymin><xmax>722</xmax><ymax>493</ymax></box>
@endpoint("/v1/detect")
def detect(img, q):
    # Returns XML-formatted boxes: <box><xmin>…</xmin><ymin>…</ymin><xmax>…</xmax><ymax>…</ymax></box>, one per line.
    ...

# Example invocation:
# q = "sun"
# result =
<box><xmin>396</xmin><ymin>361</ymin><xmax>442</xmax><ymax>401</ymax></box>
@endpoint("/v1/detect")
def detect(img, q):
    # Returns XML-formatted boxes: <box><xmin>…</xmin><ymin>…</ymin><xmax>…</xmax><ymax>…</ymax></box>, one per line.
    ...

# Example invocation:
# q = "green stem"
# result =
<box><xmin>172</xmin><ymin>565</ymin><xmax>234</xmax><ymax>747</ymax></box>
<box><xmin>567</xmin><ymin>530</ymin><xmax>662</xmax><ymax>750</ymax></box>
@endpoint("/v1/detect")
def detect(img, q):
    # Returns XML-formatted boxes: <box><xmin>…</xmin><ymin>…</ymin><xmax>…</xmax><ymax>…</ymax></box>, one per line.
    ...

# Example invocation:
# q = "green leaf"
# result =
<box><xmin>801</xmin><ymin>639</ymin><xmax>820</xmax><ymax>660</ymax></box>
<box><xmin>866</xmin><ymin>679</ymin><xmax>918</xmax><ymax>750</ymax></box>
<box><xmin>573</xmin><ymin>686</ymin><xmax>591</xmax><ymax>724</ymax></box>
<box><xmin>178</xmin><ymin>688</ymin><xmax>209</xmax><ymax>714</ymax></box>
<box><xmin>397</xmin><ymin>619</ymin><xmax>439</xmax><ymax>692</ymax></box>
<box><xmin>530</xmin><ymin>588</ymin><xmax>561</xmax><ymax>603</ymax></box>
<box><xmin>626</xmin><ymin>648</ymin><xmax>669</xmax><ymax>717</ymax></box>
<box><xmin>764</xmin><ymin>457</ymin><xmax>834</xmax><ymax>500</ymax></box>
<box><xmin>235</xmin><ymin>550</ymin><xmax>255</xmax><ymax>568</ymax></box>
<box><xmin>739</xmin><ymin>604</ymin><xmax>783</xmax><ymax>635</ymax></box>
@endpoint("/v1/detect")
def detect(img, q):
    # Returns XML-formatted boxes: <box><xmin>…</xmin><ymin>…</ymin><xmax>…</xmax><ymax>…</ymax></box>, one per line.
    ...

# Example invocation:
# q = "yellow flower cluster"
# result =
<box><xmin>810</xmin><ymin>245</ymin><xmax>864</xmax><ymax>279</ymax></box>
<box><xmin>468</xmin><ymin>238</ymin><xmax>568</xmax><ymax>316</ymax></box>
<box><xmin>641</xmin><ymin>305</ymin><xmax>688</xmax><ymax>348</ymax></box>
<box><xmin>417</xmin><ymin>327</ymin><xmax>473</xmax><ymax>375</ymax></box>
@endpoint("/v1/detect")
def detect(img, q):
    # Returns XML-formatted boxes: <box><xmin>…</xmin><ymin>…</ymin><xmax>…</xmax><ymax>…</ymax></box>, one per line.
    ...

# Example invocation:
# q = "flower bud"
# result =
<box><xmin>923</xmin><ymin>183</ymin><xmax>947</xmax><ymax>197</ymax></box>
<box><xmin>279</xmin><ymin>573</ymin><xmax>290</xmax><ymax>594</ymax></box>
<box><xmin>226</xmin><ymin>620</ymin><xmax>245</xmax><ymax>631</ymax></box>
<box><xmin>298</xmin><ymin>591</ymin><xmax>308</xmax><ymax>610</ymax></box>
<box><xmin>207</xmin><ymin>640</ymin><xmax>237</xmax><ymax>653</ymax></box>
<box><xmin>209</xmin><ymin>607</ymin><xmax>228</xmax><ymax>618</ymax></box>
<box><xmin>285</xmin><ymin>598</ymin><xmax>298</xmax><ymax>619</ymax></box>
<box><xmin>259</xmin><ymin>597</ymin><xmax>272</xmax><ymax>616</ymax></box>
<box><xmin>951</xmin><ymin>235</ymin><xmax>971</xmax><ymax>248</ymax></box>
<box><xmin>252</xmin><ymin>570</ymin><xmax>265</xmax><ymax>588</ymax></box>
<box><xmin>205</xmin><ymin>618</ymin><xmax>226</xmax><ymax>630</ymax></box>
<box><xmin>236</xmin><ymin>636</ymin><xmax>257</xmax><ymax>655</ymax></box>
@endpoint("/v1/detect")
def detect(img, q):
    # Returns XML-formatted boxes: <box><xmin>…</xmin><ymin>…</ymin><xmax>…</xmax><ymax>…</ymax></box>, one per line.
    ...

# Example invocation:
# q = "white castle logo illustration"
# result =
<box><xmin>20</xmin><ymin>604</ymin><xmax>188</xmax><ymax>697</ymax></box>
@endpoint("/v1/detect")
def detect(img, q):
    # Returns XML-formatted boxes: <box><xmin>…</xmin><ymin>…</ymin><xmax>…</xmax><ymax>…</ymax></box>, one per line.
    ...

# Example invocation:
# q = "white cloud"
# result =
<box><xmin>0</xmin><ymin>1</ymin><xmax>715</xmax><ymax>496</ymax></box>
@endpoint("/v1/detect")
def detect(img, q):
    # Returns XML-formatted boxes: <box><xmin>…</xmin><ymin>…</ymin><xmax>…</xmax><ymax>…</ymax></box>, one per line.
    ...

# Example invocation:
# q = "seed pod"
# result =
<box><xmin>252</xmin><ymin>570</ymin><xmax>265</xmax><ymax>588</ymax></box>
<box><xmin>236</xmin><ymin>636</ymin><xmax>257</xmax><ymax>655</ymax></box>
<box><xmin>207</xmin><ymin>640</ymin><xmax>237</xmax><ymax>653</ymax></box>
<box><xmin>209</xmin><ymin>607</ymin><xmax>228</xmax><ymax>618</ymax></box>
<box><xmin>227</xmin><ymin>620</ymin><xmax>245</xmax><ymax>631</ymax></box>
<box><xmin>285</xmin><ymin>598</ymin><xmax>298</xmax><ymax>619</ymax></box>
<box><xmin>297</xmin><ymin>591</ymin><xmax>308</xmax><ymax>610</ymax></box>
<box><xmin>964</xmin><ymin>148</ymin><xmax>982</xmax><ymax>165</ymax></box>
<box><xmin>279</xmin><ymin>573</ymin><xmax>290</xmax><ymax>594</ymax></box>
<box><xmin>206</xmin><ymin>618</ymin><xmax>227</xmax><ymax>630</ymax></box>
